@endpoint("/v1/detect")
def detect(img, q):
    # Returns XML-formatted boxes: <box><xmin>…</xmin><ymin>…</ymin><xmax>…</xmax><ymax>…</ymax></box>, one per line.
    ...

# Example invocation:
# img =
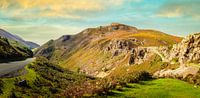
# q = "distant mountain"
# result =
<box><xmin>35</xmin><ymin>23</ymin><xmax>183</xmax><ymax>77</ymax></box>
<box><xmin>25</xmin><ymin>41</ymin><xmax>40</xmax><ymax>49</ymax></box>
<box><xmin>0</xmin><ymin>29</ymin><xmax>40</xmax><ymax>49</ymax></box>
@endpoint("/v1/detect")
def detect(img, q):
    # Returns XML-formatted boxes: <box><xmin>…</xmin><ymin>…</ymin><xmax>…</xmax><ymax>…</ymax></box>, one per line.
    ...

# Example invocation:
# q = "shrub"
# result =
<box><xmin>9</xmin><ymin>56</ymin><xmax>94</xmax><ymax>97</ymax></box>
<box><xmin>119</xmin><ymin>71</ymin><xmax>152</xmax><ymax>84</ymax></box>
<box><xmin>0</xmin><ymin>79</ymin><xmax>4</xmax><ymax>94</ymax></box>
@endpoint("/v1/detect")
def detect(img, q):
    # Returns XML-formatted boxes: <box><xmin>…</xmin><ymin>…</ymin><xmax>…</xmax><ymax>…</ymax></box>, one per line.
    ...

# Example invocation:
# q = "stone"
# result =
<box><xmin>18</xmin><ymin>80</ymin><xmax>28</xmax><ymax>87</ymax></box>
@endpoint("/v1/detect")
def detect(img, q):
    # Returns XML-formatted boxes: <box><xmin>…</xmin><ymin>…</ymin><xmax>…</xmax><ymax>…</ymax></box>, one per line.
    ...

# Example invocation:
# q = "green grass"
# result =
<box><xmin>110</xmin><ymin>78</ymin><xmax>200</xmax><ymax>98</ymax></box>
<box><xmin>8</xmin><ymin>39</ymin><xmax>26</xmax><ymax>49</ymax></box>
<box><xmin>0</xmin><ymin>57</ymin><xmax>94</xmax><ymax>97</ymax></box>
<box><xmin>0</xmin><ymin>63</ymin><xmax>37</xmax><ymax>97</ymax></box>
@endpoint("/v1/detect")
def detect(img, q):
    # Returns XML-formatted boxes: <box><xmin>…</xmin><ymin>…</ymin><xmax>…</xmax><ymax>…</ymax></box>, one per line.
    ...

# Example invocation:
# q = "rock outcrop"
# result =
<box><xmin>154</xmin><ymin>33</ymin><xmax>200</xmax><ymax>84</ymax></box>
<box><xmin>106</xmin><ymin>23</ymin><xmax>138</xmax><ymax>32</ymax></box>
<box><xmin>157</xmin><ymin>33</ymin><xmax>200</xmax><ymax>64</ymax></box>
<box><xmin>104</xmin><ymin>39</ymin><xmax>153</xmax><ymax>65</ymax></box>
<box><xmin>104</xmin><ymin>39</ymin><xmax>142</xmax><ymax>55</ymax></box>
<box><xmin>129</xmin><ymin>47</ymin><xmax>153</xmax><ymax>65</ymax></box>
<box><xmin>154</xmin><ymin>66</ymin><xmax>200</xmax><ymax>79</ymax></box>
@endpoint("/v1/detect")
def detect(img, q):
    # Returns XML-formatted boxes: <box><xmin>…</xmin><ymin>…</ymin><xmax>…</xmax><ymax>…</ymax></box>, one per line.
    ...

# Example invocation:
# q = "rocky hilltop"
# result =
<box><xmin>35</xmin><ymin>23</ymin><xmax>182</xmax><ymax>77</ymax></box>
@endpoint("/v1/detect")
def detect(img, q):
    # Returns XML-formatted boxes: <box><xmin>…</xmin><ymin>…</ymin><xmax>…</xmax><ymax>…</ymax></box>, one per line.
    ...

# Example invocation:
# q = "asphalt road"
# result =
<box><xmin>0</xmin><ymin>58</ymin><xmax>35</xmax><ymax>77</ymax></box>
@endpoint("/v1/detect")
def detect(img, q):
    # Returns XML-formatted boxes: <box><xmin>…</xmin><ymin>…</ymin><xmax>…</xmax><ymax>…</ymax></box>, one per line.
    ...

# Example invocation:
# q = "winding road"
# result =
<box><xmin>0</xmin><ymin>58</ymin><xmax>35</xmax><ymax>77</ymax></box>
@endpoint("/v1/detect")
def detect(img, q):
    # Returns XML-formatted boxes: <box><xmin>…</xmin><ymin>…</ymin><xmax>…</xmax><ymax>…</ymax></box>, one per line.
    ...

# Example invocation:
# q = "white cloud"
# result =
<box><xmin>156</xmin><ymin>0</ymin><xmax>200</xmax><ymax>19</ymax></box>
<box><xmin>0</xmin><ymin>0</ymin><xmax>126</xmax><ymax>19</ymax></box>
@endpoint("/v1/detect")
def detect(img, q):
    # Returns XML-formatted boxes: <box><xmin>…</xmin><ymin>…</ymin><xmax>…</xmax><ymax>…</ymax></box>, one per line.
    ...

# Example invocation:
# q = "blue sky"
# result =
<box><xmin>0</xmin><ymin>0</ymin><xmax>199</xmax><ymax>44</ymax></box>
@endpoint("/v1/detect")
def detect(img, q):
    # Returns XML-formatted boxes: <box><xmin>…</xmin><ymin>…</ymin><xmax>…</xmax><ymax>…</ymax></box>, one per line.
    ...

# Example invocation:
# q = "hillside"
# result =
<box><xmin>1</xmin><ymin>23</ymin><xmax>199</xmax><ymax>97</ymax></box>
<box><xmin>0</xmin><ymin>57</ymin><xmax>94</xmax><ymax>97</ymax></box>
<box><xmin>110</xmin><ymin>78</ymin><xmax>200</xmax><ymax>98</ymax></box>
<box><xmin>0</xmin><ymin>37</ymin><xmax>33</xmax><ymax>62</ymax></box>
<box><xmin>0</xmin><ymin>29</ymin><xmax>40</xmax><ymax>49</ymax></box>
<box><xmin>35</xmin><ymin>23</ymin><xmax>182</xmax><ymax>77</ymax></box>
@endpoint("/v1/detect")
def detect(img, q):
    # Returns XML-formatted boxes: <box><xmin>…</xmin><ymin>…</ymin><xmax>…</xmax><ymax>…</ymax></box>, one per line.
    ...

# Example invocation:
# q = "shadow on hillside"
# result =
<box><xmin>137</xmin><ymin>79</ymin><xmax>156</xmax><ymax>85</ymax></box>
<box><xmin>106</xmin><ymin>91</ymin><xmax>124</xmax><ymax>96</ymax></box>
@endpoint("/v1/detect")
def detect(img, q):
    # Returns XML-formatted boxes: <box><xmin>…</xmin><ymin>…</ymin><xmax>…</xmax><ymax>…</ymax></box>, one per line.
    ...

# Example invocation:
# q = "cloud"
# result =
<box><xmin>156</xmin><ymin>0</ymin><xmax>200</xmax><ymax>19</ymax></box>
<box><xmin>0</xmin><ymin>0</ymin><xmax>126</xmax><ymax>20</ymax></box>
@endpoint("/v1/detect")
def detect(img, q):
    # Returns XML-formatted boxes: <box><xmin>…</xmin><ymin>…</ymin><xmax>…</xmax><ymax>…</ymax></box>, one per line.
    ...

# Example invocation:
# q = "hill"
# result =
<box><xmin>0</xmin><ymin>29</ymin><xmax>40</xmax><ymax>49</ymax></box>
<box><xmin>1</xmin><ymin>23</ymin><xmax>199</xmax><ymax>97</ymax></box>
<box><xmin>0</xmin><ymin>57</ymin><xmax>94</xmax><ymax>97</ymax></box>
<box><xmin>35</xmin><ymin>23</ymin><xmax>182</xmax><ymax>77</ymax></box>
<box><xmin>0</xmin><ymin>37</ymin><xmax>33</xmax><ymax>62</ymax></box>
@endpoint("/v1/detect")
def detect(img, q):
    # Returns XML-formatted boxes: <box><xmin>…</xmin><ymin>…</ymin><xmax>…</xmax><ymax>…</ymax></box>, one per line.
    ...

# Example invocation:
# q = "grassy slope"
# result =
<box><xmin>59</xmin><ymin>30</ymin><xmax>182</xmax><ymax>75</ymax></box>
<box><xmin>36</xmin><ymin>26</ymin><xmax>182</xmax><ymax>66</ymax></box>
<box><xmin>0</xmin><ymin>65</ymin><xmax>37</xmax><ymax>97</ymax></box>
<box><xmin>104</xmin><ymin>54</ymin><xmax>180</xmax><ymax>86</ymax></box>
<box><xmin>92</xmin><ymin>30</ymin><xmax>182</xmax><ymax>47</ymax></box>
<box><xmin>110</xmin><ymin>78</ymin><xmax>200</xmax><ymax>98</ymax></box>
<box><xmin>0</xmin><ymin>57</ymin><xmax>93</xmax><ymax>97</ymax></box>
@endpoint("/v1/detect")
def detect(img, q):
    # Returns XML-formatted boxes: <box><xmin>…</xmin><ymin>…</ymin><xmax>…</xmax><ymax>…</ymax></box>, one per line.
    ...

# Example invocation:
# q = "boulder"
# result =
<box><xmin>18</xmin><ymin>80</ymin><xmax>28</xmax><ymax>87</ymax></box>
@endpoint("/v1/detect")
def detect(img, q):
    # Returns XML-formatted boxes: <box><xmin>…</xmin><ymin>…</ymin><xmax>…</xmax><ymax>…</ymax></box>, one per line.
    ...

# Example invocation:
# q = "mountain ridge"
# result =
<box><xmin>0</xmin><ymin>29</ymin><xmax>40</xmax><ymax>49</ymax></box>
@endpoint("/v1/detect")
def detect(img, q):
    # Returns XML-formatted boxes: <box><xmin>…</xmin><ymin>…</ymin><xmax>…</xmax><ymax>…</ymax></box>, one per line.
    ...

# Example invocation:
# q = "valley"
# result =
<box><xmin>0</xmin><ymin>23</ymin><xmax>199</xmax><ymax>97</ymax></box>
<box><xmin>0</xmin><ymin>0</ymin><xmax>199</xmax><ymax>97</ymax></box>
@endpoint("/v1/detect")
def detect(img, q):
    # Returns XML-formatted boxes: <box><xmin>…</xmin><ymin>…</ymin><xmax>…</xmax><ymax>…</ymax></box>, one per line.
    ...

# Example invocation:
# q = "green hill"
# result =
<box><xmin>2</xmin><ymin>23</ymin><xmax>200</xmax><ymax>97</ymax></box>
<box><xmin>35</xmin><ymin>23</ymin><xmax>182</xmax><ymax>77</ymax></box>
<box><xmin>0</xmin><ymin>36</ymin><xmax>33</xmax><ymax>62</ymax></box>
<box><xmin>0</xmin><ymin>57</ymin><xmax>94</xmax><ymax>97</ymax></box>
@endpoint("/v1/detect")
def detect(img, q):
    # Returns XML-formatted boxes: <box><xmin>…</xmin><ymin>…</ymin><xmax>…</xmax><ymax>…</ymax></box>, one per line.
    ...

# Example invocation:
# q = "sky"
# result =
<box><xmin>0</xmin><ymin>0</ymin><xmax>199</xmax><ymax>45</ymax></box>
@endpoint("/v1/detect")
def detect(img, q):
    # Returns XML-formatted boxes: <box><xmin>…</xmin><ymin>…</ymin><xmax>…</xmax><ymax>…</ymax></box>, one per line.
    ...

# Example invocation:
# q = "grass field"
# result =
<box><xmin>110</xmin><ymin>78</ymin><xmax>200</xmax><ymax>98</ymax></box>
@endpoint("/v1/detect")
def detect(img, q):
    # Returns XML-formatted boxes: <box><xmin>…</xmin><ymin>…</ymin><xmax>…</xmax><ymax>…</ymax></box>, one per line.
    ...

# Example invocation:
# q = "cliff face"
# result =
<box><xmin>175</xmin><ymin>33</ymin><xmax>200</xmax><ymax>64</ymax></box>
<box><xmin>104</xmin><ymin>39</ymin><xmax>153</xmax><ymax>65</ymax></box>
<box><xmin>154</xmin><ymin>33</ymin><xmax>200</xmax><ymax>84</ymax></box>
<box><xmin>157</xmin><ymin>33</ymin><xmax>200</xmax><ymax>65</ymax></box>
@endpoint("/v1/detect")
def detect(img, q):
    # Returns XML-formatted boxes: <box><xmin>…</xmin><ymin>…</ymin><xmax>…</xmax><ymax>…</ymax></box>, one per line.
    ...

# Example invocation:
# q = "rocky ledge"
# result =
<box><xmin>154</xmin><ymin>33</ymin><xmax>200</xmax><ymax>84</ymax></box>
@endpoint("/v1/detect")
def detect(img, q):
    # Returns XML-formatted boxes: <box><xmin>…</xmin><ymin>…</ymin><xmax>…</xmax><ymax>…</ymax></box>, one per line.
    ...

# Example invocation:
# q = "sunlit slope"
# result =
<box><xmin>35</xmin><ymin>23</ymin><xmax>182</xmax><ymax>77</ymax></box>
<box><xmin>110</xmin><ymin>78</ymin><xmax>200</xmax><ymax>98</ymax></box>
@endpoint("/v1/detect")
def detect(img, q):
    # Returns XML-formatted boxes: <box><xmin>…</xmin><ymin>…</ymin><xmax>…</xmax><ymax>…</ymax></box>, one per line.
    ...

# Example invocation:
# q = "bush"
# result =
<box><xmin>9</xmin><ymin>56</ymin><xmax>94</xmax><ymax>97</ymax></box>
<box><xmin>119</xmin><ymin>71</ymin><xmax>152</xmax><ymax>83</ymax></box>
<box><xmin>0</xmin><ymin>79</ymin><xmax>4</xmax><ymax>94</ymax></box>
